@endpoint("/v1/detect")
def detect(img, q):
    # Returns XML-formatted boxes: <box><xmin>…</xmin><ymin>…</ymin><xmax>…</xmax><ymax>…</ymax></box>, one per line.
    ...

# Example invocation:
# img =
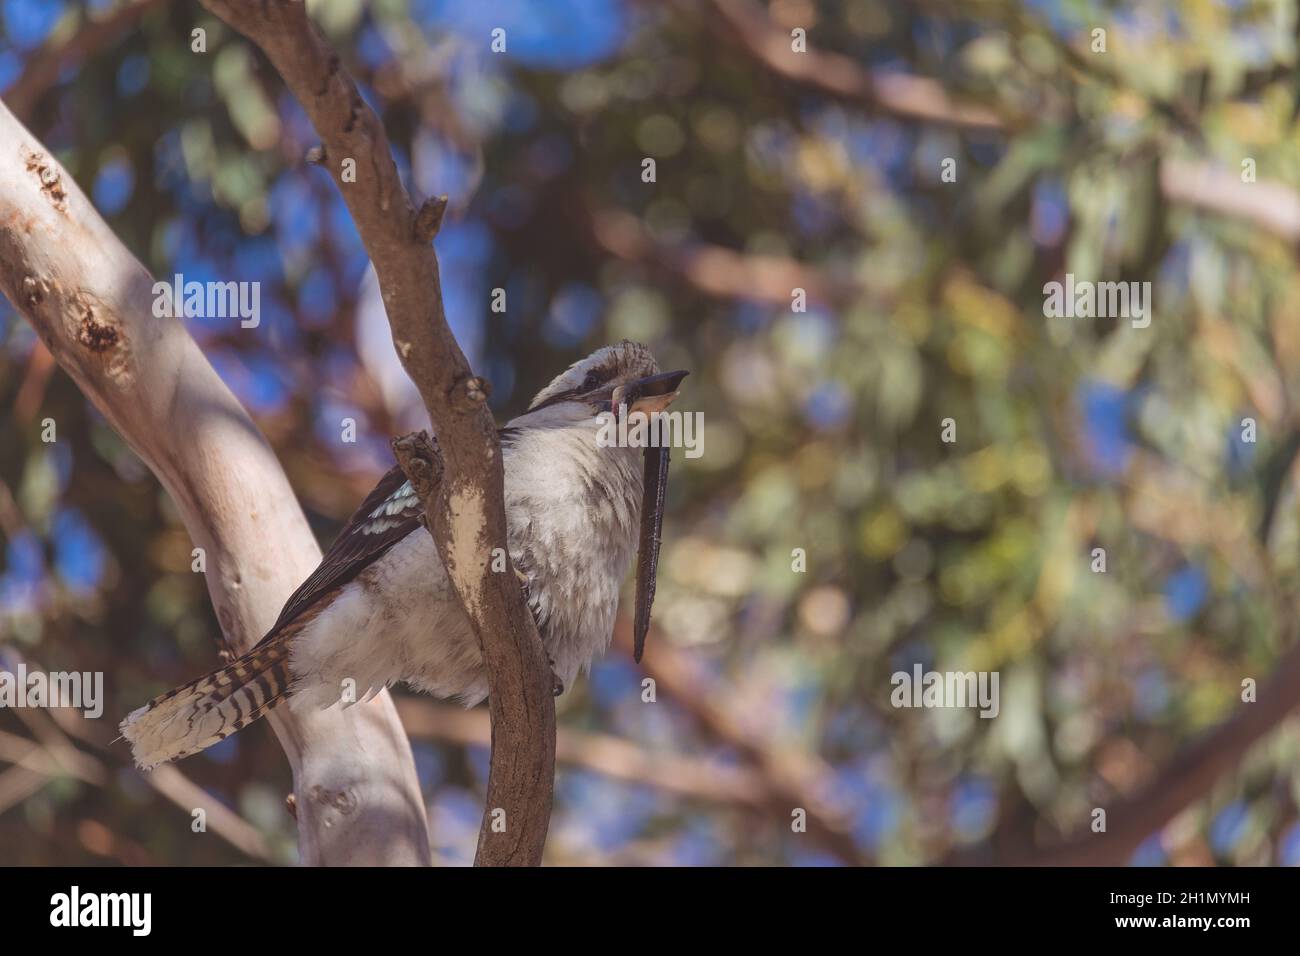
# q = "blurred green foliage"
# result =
<box><xmin>3</xmin><ymin>0</ymin><xmax>1300</xmax><ymax>866</ymax></box>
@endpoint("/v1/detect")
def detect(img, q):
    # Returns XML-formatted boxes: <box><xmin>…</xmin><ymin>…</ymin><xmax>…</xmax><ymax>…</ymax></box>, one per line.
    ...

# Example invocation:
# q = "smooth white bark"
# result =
<box><xmin>0</xmin><ymin>98</ymin><xmax>430</xmax><ymax>866</ymax></box>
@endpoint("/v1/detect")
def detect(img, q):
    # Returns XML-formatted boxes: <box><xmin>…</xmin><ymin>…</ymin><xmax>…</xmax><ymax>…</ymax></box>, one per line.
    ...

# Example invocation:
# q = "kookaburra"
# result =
<box><xmin>121</xmin><ymin>342</ymin><xmax>687</xmax><ymax>769</ymax></box>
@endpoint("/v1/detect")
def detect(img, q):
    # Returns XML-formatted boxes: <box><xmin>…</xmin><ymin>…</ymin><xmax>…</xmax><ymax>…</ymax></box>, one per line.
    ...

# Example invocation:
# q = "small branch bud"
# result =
<box><xmin>414</xmin><ymin>194</ymin><xmax>449</xmax><ymax>242</ymax></box>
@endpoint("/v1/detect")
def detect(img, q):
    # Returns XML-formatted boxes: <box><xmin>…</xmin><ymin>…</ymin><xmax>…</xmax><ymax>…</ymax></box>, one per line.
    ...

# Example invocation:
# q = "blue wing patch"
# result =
<box><xmin>258</xmin><ymin>466</ymin><xmax>424</xmax><ymax>642</ymax></box>
<box><xmin>364</xmin><ymin>479</ymin><xmax>420</xmax><ymax>533</ymax></box>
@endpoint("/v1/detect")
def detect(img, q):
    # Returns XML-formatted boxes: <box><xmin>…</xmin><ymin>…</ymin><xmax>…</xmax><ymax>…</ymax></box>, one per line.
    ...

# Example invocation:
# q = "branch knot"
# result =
<box><xmin>391</xmin><ymin>430</ymin><xmax>445</xmax><ymax>503</ymax></box>
<box><xmin>456</xmin><ymin>375</ymin><xmax>491</xmax><ymax>407</ymax></box>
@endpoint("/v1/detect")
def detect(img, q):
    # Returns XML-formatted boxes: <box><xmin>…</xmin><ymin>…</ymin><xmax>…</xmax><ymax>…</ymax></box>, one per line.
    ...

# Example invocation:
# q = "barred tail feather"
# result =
<box><xmin>120</xmin><ymin>637</ymin><xmax>293</xmax><ymax>769</ymax></box>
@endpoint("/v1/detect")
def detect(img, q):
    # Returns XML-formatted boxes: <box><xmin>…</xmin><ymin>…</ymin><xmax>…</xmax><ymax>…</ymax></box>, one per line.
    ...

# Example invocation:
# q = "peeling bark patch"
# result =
<box><xmin>448</xmin><ymin>374</ymin><xmax>491</xmax><ymax>411</ymax></box>
<box><xmin>22</xmin><ymin>148</ymin><xmax>68</xmax><ymax>213</ymax></box>
<box><xmin>76</xmin><ymin>299</ymin><xmax>119</xmax><ymax>351</ymax></box>
<box><xmin>310</xmin><ymin>784</ymin><xmax>359</xmax><ymax>820</ymax></box>
<box><xmin>22</xmin><ymin>275</ymin><xmax>48</xmax><ymax>307</ymax></box>
<box><xmin>464</xmin><ymin>376</ymin><xmax>490</xmax><ymax>404</ymax></box>
<box><xmin>445</xmin><ymin>483</ymin><xmax>489</xmax><ymax>619</ymax></box>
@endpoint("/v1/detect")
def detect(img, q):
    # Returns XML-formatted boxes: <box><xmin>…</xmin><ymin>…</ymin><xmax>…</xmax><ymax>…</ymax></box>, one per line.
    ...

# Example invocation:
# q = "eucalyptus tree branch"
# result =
<box><xmin>701</xmin><ymin>0</ymin><xmax>1008</xmax><ymax>130</ymax></box>
<box><xmin>940</xmin><ymin>637</ymin><xmax>1300</xmax><ymax>866</ymax></box>
<box><xmin>394</xmin><ymin>697</ymin><xmax>770</xmax><ymax>809</ymax></box>
<box><xmin>585</xmin><ymin>205</ymin><xmax>860</xmax><ymax>307</ymax></box>
<box><xmin>0</xmin><ymin>691</ymin><xmax>273</xmax><ymax>862</ymax></box>
<box><xmin>198</xmin><ymin>0</ymin><xmax>555</xmax><ymax>866</ymax></box>
<box><xmin>1160</xmin><ymin>158</ymin><xmax>1300</xmax><ymax>245</ymax></box>
<box><xmin>0</xmin><ymin>97</ymin><xmax>429</xmax><ymax>866</ymax></box>
<box><xmin>701</xmin><ymin>0</ymin><xmax>1300</xmax><ymax>248</ymax></box>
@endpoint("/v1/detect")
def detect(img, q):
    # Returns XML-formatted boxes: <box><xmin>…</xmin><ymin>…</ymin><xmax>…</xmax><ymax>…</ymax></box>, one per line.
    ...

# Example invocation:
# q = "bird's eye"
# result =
<box><xmin>582</xmin><ymin>370</ymin><xmax>603</xmax><ymax>390</ymax></box>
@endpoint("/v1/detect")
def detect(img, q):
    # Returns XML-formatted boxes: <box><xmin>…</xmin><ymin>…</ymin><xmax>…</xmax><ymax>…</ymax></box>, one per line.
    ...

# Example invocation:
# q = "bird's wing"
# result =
<box><xmin>259</xmin><ymin>464</ymin><xmax>424</xmax><ymax>643</ymax></box>
<box><xmin>259</xmin><ymin>427</ymin><xmax>524</xmax><ymax>644</ymax></box>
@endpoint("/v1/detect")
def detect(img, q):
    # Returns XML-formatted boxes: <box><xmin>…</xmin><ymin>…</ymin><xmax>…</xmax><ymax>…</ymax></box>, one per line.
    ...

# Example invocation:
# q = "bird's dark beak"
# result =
<box><xmin>631</xmin><ymin>370</ymin><xmax>688</xmax><ymax>663</ymax></box>
<box><xmin>613</xmin><ymin>370</ymin><xmax>689</xmax><ymax>418</ymax></box>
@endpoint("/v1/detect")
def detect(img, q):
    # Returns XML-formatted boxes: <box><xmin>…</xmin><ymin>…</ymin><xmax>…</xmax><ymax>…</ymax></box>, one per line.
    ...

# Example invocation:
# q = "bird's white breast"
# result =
<box><xmin>287</xmin><ymin>420</ymin><xmax>644</xmax><ymax>710</ymax></box>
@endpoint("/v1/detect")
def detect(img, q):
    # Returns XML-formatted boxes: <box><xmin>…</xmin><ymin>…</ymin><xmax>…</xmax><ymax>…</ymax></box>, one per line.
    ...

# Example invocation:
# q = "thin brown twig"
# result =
<box><xmin>1</xmin><ymin>698</ymin><xmax>273</xmax><ymax>862</ymax></box>
<box><xmin>700</xmin><ymin>0</ymin><xmax>1009</xmax><ymax>131</ymax></box>
<box><xmin>584</xmin><ymin>205</ymin><xmax>859</xmax><ymax>307</ymax></box>
<box><xmin>200</xmin><ymin>0</ymin><xmax>555</xmax><ymax>866</ymax></box>
<box><xmin>701</xmin><ymin>0</ymin><xmax>1300</xmax><ymax>249</ymax></box>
